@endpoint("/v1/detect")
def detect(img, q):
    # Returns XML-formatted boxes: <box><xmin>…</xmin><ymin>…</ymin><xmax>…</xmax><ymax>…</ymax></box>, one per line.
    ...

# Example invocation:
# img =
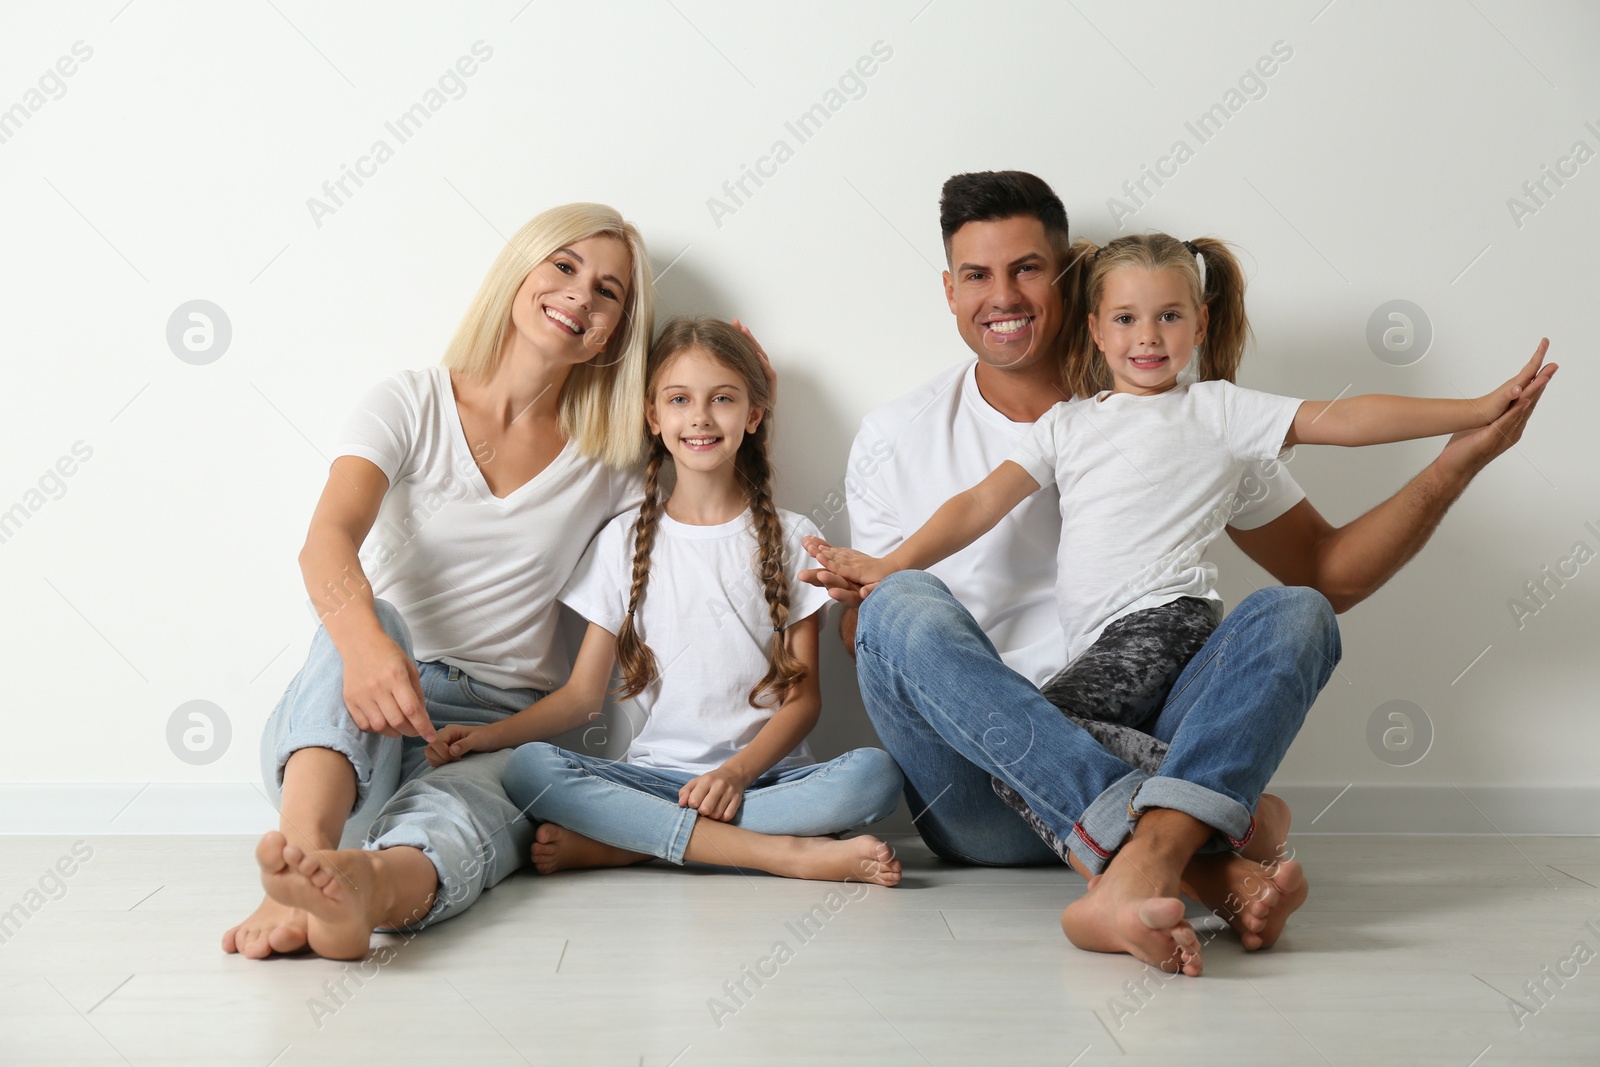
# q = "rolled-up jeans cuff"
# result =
<box><xmin>365</xmin><ymin>825</ymin><xmax>454</xmax><ymax>932</ymax></box>
<box><xmin>1131</xmin><ymin>776</ymin><xmax>1256</xmax><ymax>851</ymax></box>
<box><xmin>269</xmin><ymin>729</ymin><xmax>377</xmax><ymax>811</ymax></box>
<box><xmin>1067</xmin><ymin>770</ymin><xmax>1147</xmax><ymax>875</ymax></box>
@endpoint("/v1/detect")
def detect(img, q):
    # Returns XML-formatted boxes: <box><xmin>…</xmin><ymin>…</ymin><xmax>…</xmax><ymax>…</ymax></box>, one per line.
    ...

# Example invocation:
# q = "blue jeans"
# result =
<box><xmin>502</xmin><ymin>743</ymin><xmax>903</xmax><ymax>864</ymax></box>
<box><xmin>260</xmin><ymin>599</ymin><xmax>546</xmax><ymax>930</ymax></box>
<box><xmin>855</xmin><ymin>572</ymin><xmax>1340</xmax><ymax>874</ymax></box>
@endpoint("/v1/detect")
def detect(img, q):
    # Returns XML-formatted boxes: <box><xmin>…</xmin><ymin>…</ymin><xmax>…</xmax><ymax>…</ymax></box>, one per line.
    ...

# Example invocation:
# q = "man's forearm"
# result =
<box><xmin>1313</xmin><ymin>457</ymin><xmax>1467</xmax><ymax>611</ymax></box>
<box><xmin>840</xmin><ymin>607</ymin><xmax>858</xmax><ymax>658</ymax></box>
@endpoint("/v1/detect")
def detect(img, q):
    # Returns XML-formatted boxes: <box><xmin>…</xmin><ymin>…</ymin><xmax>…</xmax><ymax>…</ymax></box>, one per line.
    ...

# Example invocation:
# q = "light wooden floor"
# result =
<box><xmin>3</xmin><ymin>833</ymin><xmax>1598</xmax><ymax>1065</ymax></box>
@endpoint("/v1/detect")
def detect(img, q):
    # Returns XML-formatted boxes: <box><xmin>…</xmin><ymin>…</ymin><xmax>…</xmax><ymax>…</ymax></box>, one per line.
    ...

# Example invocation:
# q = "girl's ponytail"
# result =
<box><xmin>1059</xmin><ymin>239</ymin><xmax>1107</xmax><ymax>400</ymax></box>
<box><xmin>1189</xmin><ymin>236</ymin><xmax>1250</xmax><ymax>384</ymax></box>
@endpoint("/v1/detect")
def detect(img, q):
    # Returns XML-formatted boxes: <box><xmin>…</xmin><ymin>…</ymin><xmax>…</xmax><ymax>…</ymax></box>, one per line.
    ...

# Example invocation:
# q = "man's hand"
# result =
<box><xmin>423</xmin><ymin>723</ymin><xmax>499</xmax><ymax>767</ymax></box>
<box><xmin>1439</xmin><ymin>338</ymin><xmax>1556</xmax><ymax>484</ymax></box>
<box><xmin>679</xmin><ymin>765</ymin><xmax>752</xmax><ymax>821</ymax></box>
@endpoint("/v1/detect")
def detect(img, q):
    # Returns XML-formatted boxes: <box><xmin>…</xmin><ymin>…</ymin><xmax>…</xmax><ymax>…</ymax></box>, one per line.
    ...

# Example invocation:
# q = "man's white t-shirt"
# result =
<box><xmin>559</xmin><ymin>507</ymin><xmax>833</xmax><ymax>775</ymax></box>
<box><xmin>1009</xmin><ymin>381</ymin><xmax>1303</xmax><ymax>664</ymax></box>
<box><xmin>334</xmin><ymin>367</ymin><xmax>642</xmax><ymax>692</ymax></box>
<box><xmin>846</xmin><ymin>362</ymin><xmax>1306</xmax><ymax>686</ymax></box>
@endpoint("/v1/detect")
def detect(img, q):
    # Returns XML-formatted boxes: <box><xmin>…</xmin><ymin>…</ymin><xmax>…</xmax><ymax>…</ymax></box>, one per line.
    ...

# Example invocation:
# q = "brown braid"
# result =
<box><xmin>737</xmin><ymin>434</ymin><xmax>806</xmax><ymax>707</ymax></box>
<box><xmin>613</xmin><ymin>441</ymin><xmax>666</xmax><ymax>700</ymax></box>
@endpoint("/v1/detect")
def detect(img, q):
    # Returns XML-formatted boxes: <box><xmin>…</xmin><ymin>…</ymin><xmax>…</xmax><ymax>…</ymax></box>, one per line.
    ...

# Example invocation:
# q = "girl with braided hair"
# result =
<box><xmin>427</xmin><ymin>317</ymin><xmax>904</xmax><ymax>886</ymax></box>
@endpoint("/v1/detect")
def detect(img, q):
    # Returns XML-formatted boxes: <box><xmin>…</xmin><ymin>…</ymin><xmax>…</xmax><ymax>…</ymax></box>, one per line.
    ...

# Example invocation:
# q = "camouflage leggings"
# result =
<box><xmin>991</xmin><ymin>597</ymin><xmax>1222</xmax><ymax>863</ymax></box>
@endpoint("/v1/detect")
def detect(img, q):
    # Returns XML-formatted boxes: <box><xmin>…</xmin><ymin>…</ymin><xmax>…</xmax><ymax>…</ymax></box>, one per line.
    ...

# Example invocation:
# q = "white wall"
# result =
<box><xmin>1</xmin><ymin>1</ymin><xmax>1595</xmax><ymax>831</ymax></box>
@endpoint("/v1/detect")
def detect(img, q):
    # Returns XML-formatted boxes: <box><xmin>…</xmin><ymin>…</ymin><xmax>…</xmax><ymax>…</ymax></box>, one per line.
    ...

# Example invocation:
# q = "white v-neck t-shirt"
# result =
<box><xmin>559</xmin><ymin>507</ymin><xmax>832</xmax><ymax>775</ymax></box>
<box><xmin>846</xmin><ymin>361</ymin><xmax>1306</xmax><ymax>686</ymax></box>
<box><xmin>334</xmin><ymin>367</ymin><xmax>643</xmax><ymax>691</ymax></box>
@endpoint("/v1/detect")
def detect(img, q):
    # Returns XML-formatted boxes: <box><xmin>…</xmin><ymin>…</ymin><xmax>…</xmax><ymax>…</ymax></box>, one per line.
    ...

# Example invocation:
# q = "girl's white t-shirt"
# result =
<box><xmin>559</xmin><ymin>506</ymin><xmax>832</xmax><ymax>775</ymax></box>
<box><xmin>1007</xmin><ymin>380</ymin><xmax>1303</xmax><ymax>664</ymax></box>
<box><xmin>846</xmin><ymin>361</ymin><xmax>1307</xmax><ymax>686</ymax></box>
<box><xmin>334</xmin><ymin>367</ymin><xmax>643</xmax><ymax>692</ymax></box>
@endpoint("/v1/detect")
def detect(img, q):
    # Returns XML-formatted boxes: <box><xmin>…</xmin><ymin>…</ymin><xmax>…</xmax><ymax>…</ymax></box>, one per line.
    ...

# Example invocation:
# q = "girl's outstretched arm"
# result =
<box><xmin>805</xmin><ymin>460</ymin><xmax>1042</xmax><ymax>590</ymax></box>
<box><xmin>424</xmin><ymin>623</ymin><xmax>617</xmax><ymax>766</ymax></box>
<box><xmin>1287</xmin><ymin>341</ymin><xmax>1553</xmax><ymax>447</ymax></box>
<box><xmin>678</xmin><ymin>614</ymin><xmax>823</xmax><ymax>821</ymax></box>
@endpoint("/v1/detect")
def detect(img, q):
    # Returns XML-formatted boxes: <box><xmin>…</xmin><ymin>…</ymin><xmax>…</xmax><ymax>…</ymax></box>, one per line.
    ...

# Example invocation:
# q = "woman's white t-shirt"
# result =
<box><xmin>334</xmin><ymin>367</ymin><xmax>642</xmax><ymax>692</ymax></box>
<box><xmin>1008</xmin><ymin>380</ymin><xmax>1303</xmax><ymax>664</ymax></box>
<box><xmin>559</xmin><ymin>506</ymin><xmax>832</xmax><ymax>775</ymax></box>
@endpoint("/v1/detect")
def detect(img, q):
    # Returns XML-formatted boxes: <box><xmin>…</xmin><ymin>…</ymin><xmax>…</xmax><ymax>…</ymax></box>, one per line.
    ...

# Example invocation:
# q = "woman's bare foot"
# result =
<box><xmin>531</xmin><ymin>824</ymin><xmax>652</xmax><ymax>874</ymax></box>
<box><xmin>222</xmin><ymin>887</ymin><xmax>308</xmax><ymax>959</ymax></box>
<box><xmin>256</xmin><ymin>830</ymin><xmax>390</xmax><ymax>960</ymax></box>
<box><xmin>1181</xmin><ymin>851</ymin><xmax>1308</xmax><ymax>951</ymax></box>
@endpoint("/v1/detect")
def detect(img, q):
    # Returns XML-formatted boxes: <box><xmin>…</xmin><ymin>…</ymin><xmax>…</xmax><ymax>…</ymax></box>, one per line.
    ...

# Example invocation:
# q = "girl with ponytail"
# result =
<box><xmin>811</xmin><ymin>232</ymin><xmax>1546</xmax><ymax>863</ymax></box>
<box><xmin>427</xmin><ymin>317</ymin><xmax>904</xmax><ymax>886</ymax></box>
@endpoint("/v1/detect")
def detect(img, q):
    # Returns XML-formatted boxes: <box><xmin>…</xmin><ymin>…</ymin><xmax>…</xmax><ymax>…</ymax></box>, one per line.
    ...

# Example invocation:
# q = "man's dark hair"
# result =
<box><xmin>939</xmin><ymin>170</ymin><xmax>1070</xmax><ymax>262</ymax></box>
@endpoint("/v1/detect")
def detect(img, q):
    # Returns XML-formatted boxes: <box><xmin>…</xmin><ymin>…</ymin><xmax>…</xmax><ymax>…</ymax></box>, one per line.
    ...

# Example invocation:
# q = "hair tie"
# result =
<box><xmin>1091</xmin><ymin>246</ymin><xmax>1103</xmax><ymax>263</ymax></box>
<box><xmin>1183</xmin><ymin>240</ymin><xmax>1199</xmax><ymax>256</ymax></box>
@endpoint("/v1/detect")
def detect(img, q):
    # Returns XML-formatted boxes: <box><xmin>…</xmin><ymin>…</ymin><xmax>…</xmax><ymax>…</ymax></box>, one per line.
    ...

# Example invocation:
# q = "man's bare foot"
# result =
<box><xmin>222</xmin><ymin>886</ymin><xmax>308</xmax><ymax>959</ymax></box>
<box><xmin>257</xmin><ymin>830</ymin><xmax>388</xmax><ymax>960</ymax></box>
<box><xmin>1181</xmin><ymin>851</ymin><xmax>1308</xmax><ymax>951</ymax></box>
<box><xmin>1240</xmin><ymin>793</ymin><xmax>1292</xmax><ymax>866</ymax></box>
<box><xmin>531</xmin><ymin>824</ymin><xmax>652</xmax><ymax>874</ymax></box>
<box><xmin>1060</xmin><ymin>836</ymin><xmax>1203</xmax><ymax>975</ymax></box>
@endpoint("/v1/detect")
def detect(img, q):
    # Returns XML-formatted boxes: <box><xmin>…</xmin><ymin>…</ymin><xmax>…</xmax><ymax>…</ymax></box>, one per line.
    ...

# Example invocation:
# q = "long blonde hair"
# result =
<box><xmin>1060</xmin><ymin>233</ymin><xmax>1250</xmax><ymax>399</ymax></box>
<box><xmin>442</xmin><ymin>203</ymin><xmax>655</xmax><ymax>469</ymax></box>
<box><xmin>614</xmin><ymin>318</ymin><xmax>806</xmax><ymax>709</ymax></box>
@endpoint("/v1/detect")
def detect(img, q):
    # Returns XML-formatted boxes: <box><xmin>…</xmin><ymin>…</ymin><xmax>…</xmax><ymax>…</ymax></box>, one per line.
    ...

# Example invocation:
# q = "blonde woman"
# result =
<box><xmin>224</xmin><ymin>203</ymin><xmax>655</xmax><ymax>960</ymax></box>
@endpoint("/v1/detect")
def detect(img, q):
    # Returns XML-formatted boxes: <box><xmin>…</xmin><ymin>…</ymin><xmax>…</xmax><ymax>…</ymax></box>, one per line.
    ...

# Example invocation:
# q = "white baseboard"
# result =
<box><xmin>0</xmin><ymin>782</ymin><xmax>1594</xmax><ymax>836</ymax></box>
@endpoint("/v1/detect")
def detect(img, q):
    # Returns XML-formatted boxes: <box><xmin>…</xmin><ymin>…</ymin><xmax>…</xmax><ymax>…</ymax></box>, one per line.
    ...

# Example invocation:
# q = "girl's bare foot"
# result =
<box><xmin>1181</xmin><ymin>851</ymin><xmax>1308</xmax><ymax>951</ymax></box>
<box><xmin>779</xmin><ymin>835</ymin><xmax>901</xmax><ymax>886</ymax></box>
<box><xmin>531</xmin><ymin>824</ymin><xmax>652</xmax><ymax>874</ymax></box>
<box><xmin>257</xmin><ymin>830</ymin><xmax>389</xmax><ymax>960</ymax></box>
<box><xmin>222</xmin><ymin>876</ymin><xmax>308</xmax><ymax>959</ymax></box>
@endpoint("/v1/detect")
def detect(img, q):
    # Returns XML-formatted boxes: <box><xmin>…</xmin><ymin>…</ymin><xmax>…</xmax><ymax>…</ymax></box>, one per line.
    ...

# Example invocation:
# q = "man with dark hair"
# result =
<box><xmin>804</xmin><ymin>169</ymin><xmax>1553</xmax><ymax>973</ymax></box>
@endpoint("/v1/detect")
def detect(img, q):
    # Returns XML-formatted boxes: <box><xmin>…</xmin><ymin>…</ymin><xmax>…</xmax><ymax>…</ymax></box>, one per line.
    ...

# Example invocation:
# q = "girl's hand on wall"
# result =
<box><xmin>424</xmin><ymin>723</ymin><xmax>493</xmax><ymax>767</ymax></box>
<box><xmin>341</xmin><ymin>632</ymin><xmax>435</xmax><ymax>742</ymax></box>
<box><xmin>679</xmin><ymin>766</ymin><xmax>750</xmax><ymax>821</ymax></box>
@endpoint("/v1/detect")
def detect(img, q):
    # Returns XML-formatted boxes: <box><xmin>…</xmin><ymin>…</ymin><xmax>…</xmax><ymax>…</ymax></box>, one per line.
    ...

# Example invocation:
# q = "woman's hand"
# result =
<box><xmin>679</xmin><ymin>765</ymin><xmax>752</xmax><ymax>821</ymax></box>
<box><xmin>340</xmin><ymin>630</ymin><xmax>435</xmax><ymax>742</ymax></box>
<box><xmin>423</xmin><ymin>723</ymin><xmax>500</xmax><ymax>767</ymax></box>
<box><xmin>801</xmin><ymin>535</ymin><xmax>890</xmax><ymax>594</ymax></box>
